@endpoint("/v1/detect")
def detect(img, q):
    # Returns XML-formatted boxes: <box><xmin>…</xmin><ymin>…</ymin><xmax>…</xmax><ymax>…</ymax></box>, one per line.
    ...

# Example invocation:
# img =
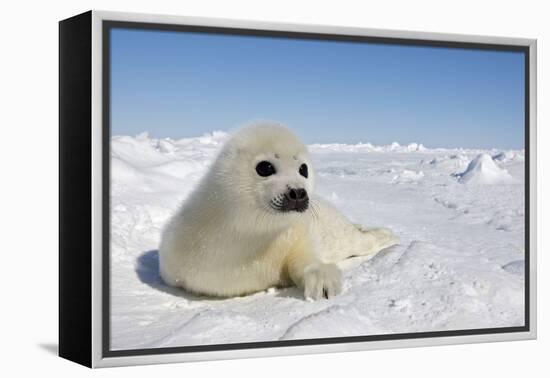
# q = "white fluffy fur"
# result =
<box><xmin>159</xmin><ymin>124</ymin><xmax>399</xmax><ymax>300</ymax></box>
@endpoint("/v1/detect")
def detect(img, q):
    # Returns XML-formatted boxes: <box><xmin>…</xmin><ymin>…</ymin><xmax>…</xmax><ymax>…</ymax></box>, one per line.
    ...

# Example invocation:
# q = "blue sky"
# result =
<box><xmin>110</xmin><ymin>28</ymin><xmax>525</xmax><ymax>149</ymax></box>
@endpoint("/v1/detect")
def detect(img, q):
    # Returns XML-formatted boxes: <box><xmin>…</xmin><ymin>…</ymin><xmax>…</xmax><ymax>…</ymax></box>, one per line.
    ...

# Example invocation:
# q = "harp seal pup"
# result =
<box><xmin>159</xmin><ymin>124</ymin><xmax>399</xmax><ymax>300</ymax></box>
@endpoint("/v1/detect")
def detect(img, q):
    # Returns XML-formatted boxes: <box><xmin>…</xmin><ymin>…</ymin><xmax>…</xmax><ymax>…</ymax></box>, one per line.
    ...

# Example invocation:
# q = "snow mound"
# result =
<box><xmin>492</xmin><ymin>150</ymin><xmax>524</xmax><ymax>163</ymax></box>
<box><xmin>427</xmin><ymin>154</ymin><xmax>470</xmax><ymax>172</ymax></box>
<box><xmin>111</xmin><ymin>131</ymin><xmax>229</xmax><ymax>166</ymax></box>
<box><xmin>501</xmin><ymin>260</ymin><xmax>525</xmax><ymax>275</ymax></box>
<box><xmin>391</xmin><ymin>169</ymin><xmax>424</xmax><ymax>184</ymax></box>
<box><xmin>455</xmin><ymin>154</ymin><xmax>513</xmax><ymax>185</ymax></box>
<box><xmin>309</xmin><ymin>141</ymin><xmax>428</xmax><ymax>153</ymax></box>
<box><xmin>402</xmin><ymin>142</ymin><xmax>427</xmax><ymax>152</ymax></box>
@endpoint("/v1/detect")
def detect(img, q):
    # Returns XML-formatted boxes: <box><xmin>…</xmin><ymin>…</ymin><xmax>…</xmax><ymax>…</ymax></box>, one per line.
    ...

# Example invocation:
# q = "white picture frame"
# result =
<box><xmin>58</xmin><ymin>10</ymin><xmax>537</xmax><ymax>368</ymax></box>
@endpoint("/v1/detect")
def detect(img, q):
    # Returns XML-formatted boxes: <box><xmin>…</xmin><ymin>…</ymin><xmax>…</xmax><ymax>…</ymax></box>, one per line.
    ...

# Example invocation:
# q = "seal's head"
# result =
<box><xmin>211</xmin><ymin>124</ymin><xmax>315</xmax><ymax>229</ymax></box>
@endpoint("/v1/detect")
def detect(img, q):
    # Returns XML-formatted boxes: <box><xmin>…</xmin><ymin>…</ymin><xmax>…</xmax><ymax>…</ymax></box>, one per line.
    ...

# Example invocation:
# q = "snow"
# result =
<box><xmin>309</xmin><ymin>141</ymin><xmax>427</xmax><ymax>153</ymax></box>
<box><xmin>455</xmin><ymin>153</ymin><xmax>514</xmax><ymax>185</ymax></box>
<box><xmin>391</xmin><ymin>169</ymin><xmax>425</xmax><ymax>184</ymax></box>
<box><xmin>110</xmin><ymin>132</ymin><xmax>525</xmax><ymax>351</ymax></box>
<box><xmin>492</xmin><ymin>150</ymin><xmax>525</xmax><ymax>163</ymax></box>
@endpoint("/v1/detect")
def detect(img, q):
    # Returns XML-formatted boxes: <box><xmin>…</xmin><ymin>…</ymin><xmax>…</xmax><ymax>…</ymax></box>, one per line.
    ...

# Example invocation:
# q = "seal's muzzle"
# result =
<box><xmin>281</xmin><ymin>187</ymin><xmax>309</xmax><ymax>212</ymax></box>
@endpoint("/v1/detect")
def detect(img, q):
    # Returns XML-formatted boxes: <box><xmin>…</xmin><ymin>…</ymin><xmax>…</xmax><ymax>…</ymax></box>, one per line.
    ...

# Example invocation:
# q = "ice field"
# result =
<box><xmin>109</xmin><ymin>131</ymin><xmax>525</xmax><ymax>350</ymax></box>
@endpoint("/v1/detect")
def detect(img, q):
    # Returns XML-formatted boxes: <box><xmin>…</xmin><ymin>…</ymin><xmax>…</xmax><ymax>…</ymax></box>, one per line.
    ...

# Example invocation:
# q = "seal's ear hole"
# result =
<box><xmin>256</xmin><ymin>161</ymin><xmax>276</xmax><ymax>177</ymax></box>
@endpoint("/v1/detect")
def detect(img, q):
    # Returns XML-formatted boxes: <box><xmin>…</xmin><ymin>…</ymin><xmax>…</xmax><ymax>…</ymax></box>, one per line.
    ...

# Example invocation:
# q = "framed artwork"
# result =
<box><xmin>59</xmin><ymin>10</ymin><xmax>537</xmax><ymax>368</ymax></box>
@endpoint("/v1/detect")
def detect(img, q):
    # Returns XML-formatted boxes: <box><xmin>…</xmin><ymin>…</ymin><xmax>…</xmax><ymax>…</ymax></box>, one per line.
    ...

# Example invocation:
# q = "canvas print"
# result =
<box><xmin>108</xmin><ymin>27</ymin><xmax>526</xmax><ymax>351</ymax></box>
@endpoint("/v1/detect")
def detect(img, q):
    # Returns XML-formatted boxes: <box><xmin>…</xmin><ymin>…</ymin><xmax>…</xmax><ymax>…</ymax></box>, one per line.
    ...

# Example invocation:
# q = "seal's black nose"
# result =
<box><xmin>287</xmin><ymin>188</ymin><xmax>307</xmax><ymax>201</ymax></box>
<box><xmin>283</xmin><ymin>188</ymin><xmax>309</xmax><ymax>212</ymax></box>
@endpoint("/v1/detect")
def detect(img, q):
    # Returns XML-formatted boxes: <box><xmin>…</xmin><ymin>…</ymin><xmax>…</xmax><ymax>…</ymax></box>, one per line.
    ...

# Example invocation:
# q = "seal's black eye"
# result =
<box><xmin>299</xmin><ymin>163</ymin><xmax>309</xmax><ymax>178</ymax></box>
<box><xmin>256</xmin><ymin>161</ymin><xmax>276</xmax><ymax>177</ymax></box>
